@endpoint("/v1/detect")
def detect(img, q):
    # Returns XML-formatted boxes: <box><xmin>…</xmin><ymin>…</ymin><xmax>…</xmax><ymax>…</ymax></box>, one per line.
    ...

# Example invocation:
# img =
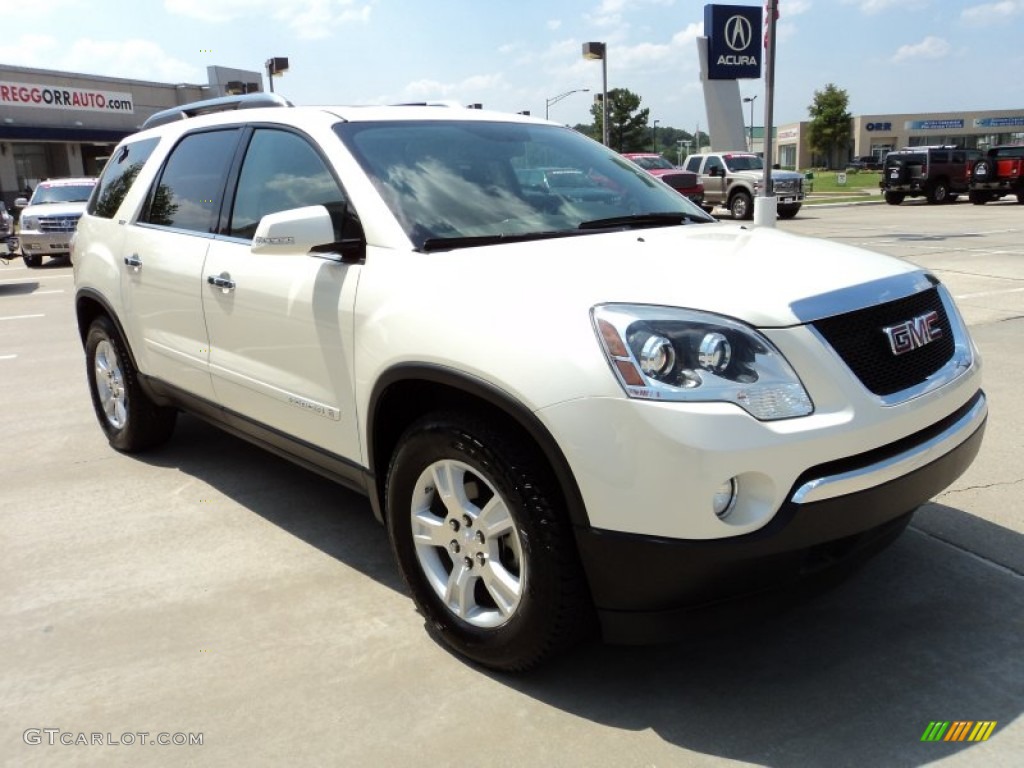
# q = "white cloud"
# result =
<box><xmin>164</xmin><ymin>0</ymin><xmax>374</xmax><ymax>39</ymax></box>
<box><xmin>784</xmin><ymin>0</ymin><xmax>813</xmax><ymax>15</ymax></box>
<box><xmin>402</xmin><ymin>73</ymin><xmax>504</xmax><ymax>101</ymax></box>
<box><xmin>4</xmin><ymin>35</ymin><xmax>202</xmax><ymax>82</ymax></box>
<box><xmin>547</xmin><ymin>19</ymin><xmax>562</xmax><ymax>31</ymax></box>
<box><xmin>891</xmin><ymin>35</ymin><xmax>951</xmax><ymax>62</ymax></box>
<box><xmin>961</xmin><ymin>0</ymin><xmax>1024</xmax><ymax>24</ymax></box>
<box><xmin>843</xmin><ymin>0</ymin><xmax>926</xmax><ymax>13</ymax></box>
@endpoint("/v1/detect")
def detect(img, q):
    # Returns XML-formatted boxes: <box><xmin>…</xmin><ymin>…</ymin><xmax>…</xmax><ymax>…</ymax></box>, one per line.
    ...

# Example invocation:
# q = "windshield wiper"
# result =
<box><xmin>577</xmin><ymin>212</ymin><xmax>710</xmax><ymax>230</ymax></box>
<box><xmin>420</xmin><ymin>229</ymin><xmax>589</xmax><ymax>252</ymax></box>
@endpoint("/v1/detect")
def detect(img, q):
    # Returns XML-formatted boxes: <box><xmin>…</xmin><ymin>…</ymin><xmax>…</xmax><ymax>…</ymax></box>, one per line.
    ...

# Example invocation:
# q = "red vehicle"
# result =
<box><xmin>622</xmin><ymin>152</ymin><xmax>704</xmax><ymax>206</ymax></box>
<box><xmin>968</xmin><ymin>144</ymin><xmax>1024</xmax><ymax>205</ymax></box>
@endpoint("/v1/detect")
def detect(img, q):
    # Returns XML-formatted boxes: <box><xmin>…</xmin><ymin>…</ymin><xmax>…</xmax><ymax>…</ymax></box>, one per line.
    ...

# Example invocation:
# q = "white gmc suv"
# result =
<box><xmin>72</xmin><ymin>94</ymin><xmax>986</xmax><ymax>671</ymax></box>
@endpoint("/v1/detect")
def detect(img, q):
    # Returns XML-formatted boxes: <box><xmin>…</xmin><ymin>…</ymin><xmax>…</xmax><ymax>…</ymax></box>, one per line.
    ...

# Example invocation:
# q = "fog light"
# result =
<box><xmin>712</xmin><ymin>478</ymin><xmax>738</xmax><ymax>519</ymax></box>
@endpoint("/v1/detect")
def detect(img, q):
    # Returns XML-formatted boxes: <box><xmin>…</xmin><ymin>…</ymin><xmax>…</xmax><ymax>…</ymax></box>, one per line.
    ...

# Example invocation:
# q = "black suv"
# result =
<box><xmin>881</xmin><ymin>146</ymin><xmax>982</xmax><ymax>205</ymax></box>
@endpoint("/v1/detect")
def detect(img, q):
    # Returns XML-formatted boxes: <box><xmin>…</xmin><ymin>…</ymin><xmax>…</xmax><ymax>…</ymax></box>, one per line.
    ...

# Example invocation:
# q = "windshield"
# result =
<box><xmin>631</xmin><ymin>155</ymin><xmax>675</xmax><ymax>171</ymax></box>
<box><xmin>30</xmin><ymin>183</ymin><xmax>96</xmax><ymax>204</ymax></box>
<box><xmin>723</xmin><ymin>154</ymin><xmax>763</xmax><ymax>172</ymax></box>
<box><xmin>335</xmin><ymin>120</ymin><xmax>711</xmax><ymax>250</ymax></box>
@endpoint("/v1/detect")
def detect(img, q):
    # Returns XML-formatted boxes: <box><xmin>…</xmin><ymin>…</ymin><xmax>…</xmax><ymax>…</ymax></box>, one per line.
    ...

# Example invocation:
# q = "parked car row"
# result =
<box><xmin>879</xmin><ymin>144</ymin><xmax>1024</xmax><ymax>206</ymax></box>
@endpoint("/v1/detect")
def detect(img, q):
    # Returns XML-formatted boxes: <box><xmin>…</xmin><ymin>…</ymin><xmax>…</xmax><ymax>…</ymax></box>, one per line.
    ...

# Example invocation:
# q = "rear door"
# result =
<box><xmin>120</xmin><ymin>128</ymin><xmax>242</xmax><ymax>401</ymax></box>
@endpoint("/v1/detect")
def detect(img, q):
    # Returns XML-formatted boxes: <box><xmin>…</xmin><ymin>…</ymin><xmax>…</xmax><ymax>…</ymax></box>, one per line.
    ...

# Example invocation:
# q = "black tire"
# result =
<box><xmin>777</xmin><ymin>205</ymin><xmax>800</xmax><ymax>220</ymax></box>
<box><xmin>385</xmin><ymin>413</ymin><xmax>593</xmax><ymax>671</ymax></box>
<box><xmin>700</xmin><ymin>205</ymin><xmax>715</xmax><ymax>214</ymax></box>
<box><xmin>85</xmin><ymin>315</ymin><xmax>176</xmax><ymax>452</ymax></box>
<box><xmin>1017</xmin><ymin>193</ymin><xmax>1024</xmax><ymax>204</ymax></box>
<box><xmin>884</xmin><ymin>191</ymin><xmax>905</xmax><ymax>205</ymax></box>
<box><xmin>22</xmin><ymin>253</ymin><xmax>41</xmax><ymax>267</ymax></box>
<box><xmin>969</xmin><ymin>190</ymin><xmax>990</xmax><ymax>205</ymax></box>
<box><xmin>927</xmin><ymin>179</ymin><xmax>949</xmax><ymax>204</ymax></box>
<box><xmin>729</xmin><ymin>190</ymin><xmax>753</xmax><ymax>220</ymax></box>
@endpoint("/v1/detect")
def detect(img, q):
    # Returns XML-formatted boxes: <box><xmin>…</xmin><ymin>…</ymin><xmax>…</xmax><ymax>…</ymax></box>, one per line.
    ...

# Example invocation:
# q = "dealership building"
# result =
<box><xmin>774</xmin><ymin>108</ymin><xmax>1024</xmax><ymax>169</ymax></box>
<box><xmin>0</xmin><ymin>63</ymin><xmax>264</xmax><ymax>208</ymax></box>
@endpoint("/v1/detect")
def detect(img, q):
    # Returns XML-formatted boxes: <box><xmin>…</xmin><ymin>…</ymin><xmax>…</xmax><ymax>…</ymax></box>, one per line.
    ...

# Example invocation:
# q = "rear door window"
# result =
<box><xmin>140</xmin><ymin>129</ymin><xmax>240</xmax><ymax>233</ymax></box>
<box><xmin>89</xmin><ymin>138</ymin><xmax>160</xmax><ymax>219</ymax></box>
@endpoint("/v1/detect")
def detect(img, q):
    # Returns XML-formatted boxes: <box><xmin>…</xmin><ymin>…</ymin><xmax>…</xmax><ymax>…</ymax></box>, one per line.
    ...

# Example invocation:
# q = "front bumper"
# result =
<box><xmin>19</xmin><ymin>231</ymin><xmax>75</xmax><ymax>255</ymax></box>
<box><xmin>577</xmin><ymin>390</ymin><xmax>987</xmax><ymax>643</ymax></box>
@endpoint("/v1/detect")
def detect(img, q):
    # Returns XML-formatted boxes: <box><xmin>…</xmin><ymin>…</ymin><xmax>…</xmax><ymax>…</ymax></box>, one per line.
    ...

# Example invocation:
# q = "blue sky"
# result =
<box><xmin>5</xmin><ymin>0</ymin><xmax>1024</xmax><ymax>129</ymax></box>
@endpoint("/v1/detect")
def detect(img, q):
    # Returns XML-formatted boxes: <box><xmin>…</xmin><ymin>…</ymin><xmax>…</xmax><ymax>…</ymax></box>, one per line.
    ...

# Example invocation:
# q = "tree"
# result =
<box><xmin>588</xmin><ymin>88</ymin><xmax>650</xmax><ymax>152</ymax></box>
<box><xmin>807</xmin><ymin>83</ymin><xmax>852</xmax><ymax>169</ymax></box>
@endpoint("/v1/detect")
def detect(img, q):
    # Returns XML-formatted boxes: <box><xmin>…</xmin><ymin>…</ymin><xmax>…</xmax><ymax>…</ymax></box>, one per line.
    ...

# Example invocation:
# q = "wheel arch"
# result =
<box><xmin>366</xmin><ymin>364</ymin><xmax>590</xmax><ymax>531</ymax></box>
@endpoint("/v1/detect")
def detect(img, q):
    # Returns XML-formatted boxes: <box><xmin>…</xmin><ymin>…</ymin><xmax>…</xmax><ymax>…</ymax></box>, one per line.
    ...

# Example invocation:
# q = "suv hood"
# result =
<box><xmin>22</xmin><ymin>201</ymin><xmax>88</xmax><ymax>218</ymax></box>
<box><xmin>404</xmin><ymin>225</ymin><xmax>917</xmax><ymax>329</ymax></box>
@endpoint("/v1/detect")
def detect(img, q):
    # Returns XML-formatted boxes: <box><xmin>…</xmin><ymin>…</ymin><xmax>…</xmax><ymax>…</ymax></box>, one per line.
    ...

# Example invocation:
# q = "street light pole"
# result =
<box><xmin>652</xmin><ymin>119</ymin><xmax>660</xmax><ymax>153</ymax></box>
<box><xmin>743</xmin><ymin>95</ymin><xmax>758</xmax><ymax>152</ymax></box>
<box><xmin>582</xmin><ymin>42</ymin><xmax>609</xmax><ymax>146</ymax></box>
<box><xmin>544</xmin><ymin>88</ymin><xmax>589</xmax><ymax>120</ymax></box>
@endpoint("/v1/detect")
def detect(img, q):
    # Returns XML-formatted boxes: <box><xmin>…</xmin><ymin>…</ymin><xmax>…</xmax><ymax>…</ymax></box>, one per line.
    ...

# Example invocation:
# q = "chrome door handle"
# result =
<box><xmin>124</xmin><ymin>254</ymin><xmax>142</xmax><ymax>270</ymax></box>
<box><xmin>207</xmin><ymin>273</ymin><xmax>236</xmax><ymax>293</ymax></box>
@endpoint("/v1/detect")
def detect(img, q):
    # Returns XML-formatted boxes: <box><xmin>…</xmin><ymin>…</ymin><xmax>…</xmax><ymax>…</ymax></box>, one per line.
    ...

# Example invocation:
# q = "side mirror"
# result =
<box><xmin>252</xmin><ymin>205</ymin><xmax>336</xmax><ymax>255</ymax></box>
<box><xmin>14</xmin><ymin>197</ymin><xmax>28</xmax><ymax>208</ymax></box>
<box><xmin>252</xmin><ymin>204</ymin><xmax>365</xmax><ymax>263</ymax></box>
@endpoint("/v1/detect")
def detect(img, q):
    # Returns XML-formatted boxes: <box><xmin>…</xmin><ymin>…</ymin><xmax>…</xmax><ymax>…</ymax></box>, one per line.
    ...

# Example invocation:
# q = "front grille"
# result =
<box><xmin>40</xmin><ymin>215</ymin><xmax>81</xmax><ymax>233</ymax></box>
<box><xmin>812</xmin><ymin>288</ymin><xmax>955</xmax><ymax>396</ymax></box>
<box><xmin>773</xmin><ymin>179</ymin><xmax>798</xmax><ymax>193</ymax></box>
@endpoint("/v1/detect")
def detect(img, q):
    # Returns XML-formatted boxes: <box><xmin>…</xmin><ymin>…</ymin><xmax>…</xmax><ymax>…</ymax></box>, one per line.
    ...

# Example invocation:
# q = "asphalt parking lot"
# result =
<box><xmin>2</xmin><ymin>200</ymin><xmax>1021</xmax><ymax>767</ymax></box>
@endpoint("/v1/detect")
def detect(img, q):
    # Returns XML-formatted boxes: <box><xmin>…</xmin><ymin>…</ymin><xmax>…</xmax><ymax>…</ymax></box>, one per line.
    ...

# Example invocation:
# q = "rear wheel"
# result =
<box><xmin>386</xmin><ymin>413</ymin><xmax>593</xmax><ymax>671</ymax></box>
<box><xmin>927</xmin><ymin>180</ymin><xmax>949</xmax><ymax>204</ymax></box>
<box><xmin>884</xmin><ymin>191</ymin><xmax>905</xmax><ymax>205</ymax></box>
<box><xmin>729</xmin><ymin>190</ymin><xmax>753</xmax><ymax>220</ymax></box>
<box><xmin>85</xmin><ymin>315</ymin><xmax>177</xmax><ymax>452</ymax></box>
<box><xmin>969</xmin><ymin>191</ymin><xmax>990</xmax><ymax>205</ymax></box>
<box><xmin>1017</xmin><ymin>193</ymin><xmax>1024</xmax><ymax>204</ymax></box>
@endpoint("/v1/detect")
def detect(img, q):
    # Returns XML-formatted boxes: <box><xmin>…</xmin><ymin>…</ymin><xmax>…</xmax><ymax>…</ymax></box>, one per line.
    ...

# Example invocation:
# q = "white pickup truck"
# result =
<box><xmin>684</xmin><ymin>151</ymin><xmax>805</xmax><ymax>220</ymax></box>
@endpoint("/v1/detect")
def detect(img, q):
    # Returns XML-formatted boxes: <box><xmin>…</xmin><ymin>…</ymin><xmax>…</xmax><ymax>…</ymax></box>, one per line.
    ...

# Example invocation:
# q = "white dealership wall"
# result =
<box><xmin>0</xmin><ymin>64</ymin><xmax>262</xmax><ymax>207</ymax></box>
<box><xmin>774</xmin><ymin>108</ymin><xmax>1024</xmax><ymax>169</ymax></box>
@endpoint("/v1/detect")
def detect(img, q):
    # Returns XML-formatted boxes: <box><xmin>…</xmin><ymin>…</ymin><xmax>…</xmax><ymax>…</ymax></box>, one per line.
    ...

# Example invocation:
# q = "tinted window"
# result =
<box><xmin>89</xmin><ymin>138</ymin><xmax>159</xmax><ymax>219</ymax></box>
<box><xmin>952</xmin><ymin>151</ymin><xmax>965</xmax><ymax>163</ymax></box>
<box><xmin>228</xmin><ymin>128</ymin><xmax>347</xmax><ymax>241</ymax></box>
<box><xmin>684</xmin><ymin>156</ymin><xmax>701</xmax><ymax>172</ymax></box>
<box><xmin>930</xmin><ymin>151</ymin><xmax>949</xmax><ymax>163</ymax></box>
<box><xmin>141</xmin><ymin>129</ymin><xmax>239</xmax><ymax>233</ymax></box>
<box><xmin>705</xmin><ymin>157</ymin><xmax>724</xmax><ymax>173</ymax></box>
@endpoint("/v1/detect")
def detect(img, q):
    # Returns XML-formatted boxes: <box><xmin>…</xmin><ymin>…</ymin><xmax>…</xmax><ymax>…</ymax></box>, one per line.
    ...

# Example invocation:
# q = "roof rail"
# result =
<box><xmin>142</xmin><ymin>93</ymin><xmax>292</xmax><ymax>130</ymax></box>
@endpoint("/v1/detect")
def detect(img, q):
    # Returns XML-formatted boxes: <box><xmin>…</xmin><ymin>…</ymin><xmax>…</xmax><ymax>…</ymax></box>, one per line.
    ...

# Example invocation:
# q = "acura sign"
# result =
<box><xmin>704</xmin><ymin>4</ymin><xmax>762</xmax><ymax>79</ymax></box>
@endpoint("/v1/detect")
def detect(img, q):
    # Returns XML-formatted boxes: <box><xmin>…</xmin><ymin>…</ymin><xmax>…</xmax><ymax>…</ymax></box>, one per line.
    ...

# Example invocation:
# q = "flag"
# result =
<box><xmin>764</xmin><ymin>1</ymin><xmax>779</xmax><ymax>49</ymax></box>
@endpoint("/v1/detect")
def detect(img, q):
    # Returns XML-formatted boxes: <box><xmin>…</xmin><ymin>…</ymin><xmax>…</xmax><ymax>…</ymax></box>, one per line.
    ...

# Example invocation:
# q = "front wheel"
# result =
<box><xmin>777</xmin><ymin>205</ymin><xmax>801</xmax><ymax>220</ymax></box>
<box><xmin>969</xmin><ymin>191</ymin><xmax>990</xmax><ymax>205</ymax></box>
<box><xmin>729</xmin><ymin>190</ymin><xmax>753</xmax><ymax>220</ymax></box>
<box><xmin>385</xmin><ymin>413</ymin><xmax>593</xmax><ymax>671</ymax></box>
<box><xmin>22</xmin><ymin>252</ymin><xmax>41</xmax><ymax>267</ymax></box>
<box><xmin>85</xmin><ymin>315</ymin><xmax>177</xmax><ymax>452</ymax></box>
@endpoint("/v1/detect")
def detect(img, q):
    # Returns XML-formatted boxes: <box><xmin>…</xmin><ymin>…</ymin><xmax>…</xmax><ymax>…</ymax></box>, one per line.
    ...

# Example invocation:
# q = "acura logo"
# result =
<box><xmin>882</xmin><ymin>310</ymin><xmax>943</xmax><ymax>356</ymax></box>
<box><xmin>724</xmin><ymin>15</ymin><xmax>753</xmax><ymax>52</ymax></box>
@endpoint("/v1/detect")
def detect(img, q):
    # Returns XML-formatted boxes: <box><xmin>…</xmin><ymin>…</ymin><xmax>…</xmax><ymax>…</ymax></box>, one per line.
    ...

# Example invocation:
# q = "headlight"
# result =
<box><xmin>22</xmin><ymin>216</ymin><xmax>39</xmax><ymax>230</ymax></box>
<box><xmin>592</xmin><ymin>304</ymin><xmax>814</xmax><ymax>420</ymax></box>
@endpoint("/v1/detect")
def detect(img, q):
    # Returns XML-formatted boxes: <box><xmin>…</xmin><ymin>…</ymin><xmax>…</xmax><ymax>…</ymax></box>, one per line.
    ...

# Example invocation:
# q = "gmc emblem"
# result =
<box><xmin>882</xmin><ymin>311</ymin><xmax>943</xmax><ymax>356</ymax></box>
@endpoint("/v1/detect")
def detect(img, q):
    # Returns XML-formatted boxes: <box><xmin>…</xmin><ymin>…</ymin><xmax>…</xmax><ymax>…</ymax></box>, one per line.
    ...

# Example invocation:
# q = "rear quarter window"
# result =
<box><xmin>88</xmin><ymin>138</ymin><xmax>160</xmax><ymax>219</ymax></box>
